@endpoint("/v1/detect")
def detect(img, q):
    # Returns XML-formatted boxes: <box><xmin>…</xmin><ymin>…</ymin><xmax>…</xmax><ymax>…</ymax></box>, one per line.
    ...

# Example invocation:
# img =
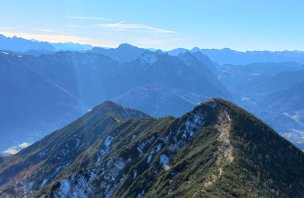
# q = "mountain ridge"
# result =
<box><xmin>1</xmin><ymin>99</ymin><xmax>304</xmax><ymax>197</ymax></box>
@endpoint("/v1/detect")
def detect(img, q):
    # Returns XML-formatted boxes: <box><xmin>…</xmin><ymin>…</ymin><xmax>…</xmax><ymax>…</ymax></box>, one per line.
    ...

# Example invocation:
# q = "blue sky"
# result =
<box><xmin>0</xmin><ymin>0</ymin><xmax>304</xmax><ymax>51</ymax></box>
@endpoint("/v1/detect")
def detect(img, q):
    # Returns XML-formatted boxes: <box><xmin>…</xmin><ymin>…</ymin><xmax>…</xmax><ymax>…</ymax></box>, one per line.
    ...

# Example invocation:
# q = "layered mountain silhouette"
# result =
<box><xmin>0</xmin><ymin>34</ymin><xmax>94</xmax><ymax>53</ymax></box>
<box><xmin>0</xmin><ymin>34</ymin><xmax>55</xmax><ymax>52</ymax></box>
<box><xmin>214</xmin><ymin>62</ymin><xmax>304</xmax><ymax>96</ymax></box>
<box><xmin>0</xmin><ymin>48</ymin><xmax>228</xmax><ymax>151</ymax></box>
<box><xmin>1</xmin><ymin>34</ymin><xmax>304</xmax><ymax>152</ymax></box>
<box><xmin>169</xmin><ymin>47</ymin><xmax>304</xmax><ymax>65</ymax></box>
<box><xmin>1</xmin><ymin>99</ymin><xmax>304</xmax><ymax>197</ymax></box>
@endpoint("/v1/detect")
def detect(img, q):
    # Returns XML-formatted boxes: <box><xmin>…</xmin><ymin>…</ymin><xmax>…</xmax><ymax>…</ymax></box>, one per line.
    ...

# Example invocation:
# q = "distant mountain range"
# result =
<box><xmin>169</xmin><ymin>47</ymin><xmax>304</xmax><ymax>65</ymax></box>
<box><xmin>0</xmin><ymin>34</ymin><xmax>55</xmax><ymax>52</ymax></box>
<box><xmin>0</xmin><ymin>45</ymin><xmax>228</xmax><ymax>152</ymax></box>
<box><xmin>1</xmin><ymin>34</ymin><xmax>304</xmax><ymax>152</ymax></box>
<box><xmin>1</xmin><ymin>99</ymin><xmax>304</xmax><ymax>197</ymax></box>
<box><xmin>0</xmin><ymin>34</ymin><xmax>92</xmax><ymax>53</ymax></box>
<box><xmin>2</xmin><ymin>33</ymin><xmax>304</xmax><ymax>64</ymax></box>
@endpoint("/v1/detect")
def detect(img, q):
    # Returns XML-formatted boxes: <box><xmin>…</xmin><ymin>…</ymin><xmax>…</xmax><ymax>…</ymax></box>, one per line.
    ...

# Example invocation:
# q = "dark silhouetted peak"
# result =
<box><xmin>155</xmin><ymin>49</ymin><xmax>163</xmax><ymax>54</ymax></box>
<box><xmin>100</xmin><ymin>100</ymin><xmax>120</xmax><ymax>107</ymax></box>
<box><xmin>91</xmin><ymin>100</ymin><xmax>150</xmax><ymax>121</ymax></box>
<box><xmin>191</xmin><ymin>47</ymin><xmax>201</xmax><ymax>53</ymax></box>
<box><xmin>91</xmin><ymin>44</ymin><xmax>146</xmax><ymax>63</ymax></box>
<box><xmin>117</xmin><ymin>43</ymin><xmax>139</xmax><ymax>50</ymax></box>
<box><xmin>222</xmin><ymin>47</ymin><xmax>233</xmax><ymax>51</ymax></box>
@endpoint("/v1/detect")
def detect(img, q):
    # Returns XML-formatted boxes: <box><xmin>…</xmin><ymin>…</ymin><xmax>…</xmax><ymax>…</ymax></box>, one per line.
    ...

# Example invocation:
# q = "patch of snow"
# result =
<box><xmin>148</xmin><ymin>143</ymin><xmax>162</xmax><ymax>162</ymax></box>
<box><xmin>41</xmin><ymin>179</ymin><xmax>48</xmax><ymax>186</ymax></box>
<box><xmin>154</xmin><ymin>143</ymin><xmax>162</xmax><ymax>153</ymax></box>
<box><xmin>59</xmin><ymin>179</ymin><xmax>70</xmax><ymax>196</ymax></box>
<box><xmin>24</xmin><ymin>183</ymin><xmax>33</xmax><ymax>194</ymax></box>
<box><xmin>147</xmin><ymin>154</ymin><xmax>152</xmax><ymax>163</ymax></box>
<box><xmin>173</xmin><ymin>135</ymin><xmax>178</xmax><ymax>142</ymax></box>
<box><xmin>97</xmin><ymin>135</ymin><xmax>113</xmax><ymax>163</ymax></box>
<box><xmin>160</xmin><ymin>154</ymin><xmax>170</xmax><ymax>170</ymax></box>
<box><xmin>104</xmin><ymin>135</ymin><xmax>113</xmax><ymax>147</ymax></box>
<box><xmin>182</xmin><ymin>131</ymin><xmax>187</xmax><ymax>139</ymax></box>
<box><xmin>38</xmin><ymin>149</ymin><xmax>48</xmax><ymax>158</ymax></box>
<box><xmin>183</xmin><ymin>112</ymin><xmax>203</xmax><ymax>138</ymax></box>
<box><xmin>75</xmin><ymin>138</ymin><xmax>80</xmax><ymax>147</ymax></box>
<box><xmin>187</xmin><ymin>113</ymin><xmax>202</xmax><ymax>129</ymax></box>
<box><xmin>114</xmin><ymin>158</ymin><xmax>125</xmax><ymax>170</ymax></box>
<box><xmin>160</xmin><ymin>154</ymin><xmax>170</xmax><ymax>165</ymax></box>
<box><xmin>137</xmin><ymin>190</ymin><xmax>145</xmax><ymax>198</ymax></box>
<box><xmin>193</xmin><ymin>113</ymin><xmax>201</xmax><ymax>124</ymax></box>
<box><xmin>131</xmin><ymin>134</ymin><xmax>137</xmax><ymax>141</ymax></box>
<box><xmin>133</xmin><ymin>170</ymin><xmax>138</xmax><ymax>179</ymax></box>
<box><xmin>168</xmin><ymin>143</ymin><xmax>180</xmax><ymax>151</ymax></box>
<box><xmin>137</xmin><ymin>136</ymin><xmax>155</xmax><ymax>157</ymax></box>
<box><xmin>137</xmin><ymin>147</ymin><xmax>144</xmax><ymax>157</ymax></box>
<box><xmin>58</xmin><ymin>147</ymin><xmax>70</xmax><ymax>158</ymax></box>
<box><xmin>89</xmin><ymin>170</ymin><xmax>98</xmax><ymax>182</ymax></box>
<box><xmin>163</xmin><ymin>130</ymin><xmax>173</xmax><ymax>143</ymax></box>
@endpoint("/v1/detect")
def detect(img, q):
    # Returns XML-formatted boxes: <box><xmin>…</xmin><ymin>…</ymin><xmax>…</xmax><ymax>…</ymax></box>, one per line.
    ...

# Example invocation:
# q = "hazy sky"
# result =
<box><xmin>0</xmin><ymin>0</ymin><xmax>303</xmax><ymax>51</ymax></box>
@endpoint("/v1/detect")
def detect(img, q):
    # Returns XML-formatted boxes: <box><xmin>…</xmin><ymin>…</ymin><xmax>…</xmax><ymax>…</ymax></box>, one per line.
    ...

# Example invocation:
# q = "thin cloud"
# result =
<box><xmin>97</xmin><ymin>21</ymin><xmax>177</xmax><ymax>34</ymax></box>
<box><xmin>66</xmin><ymin>16</ymin><xmax>111</xmax><ymax>21</ymax></box>
<box><xmin>0</xmin><ymin>31</ymin><xmax>109</xmax><ymax>46</ymax></box>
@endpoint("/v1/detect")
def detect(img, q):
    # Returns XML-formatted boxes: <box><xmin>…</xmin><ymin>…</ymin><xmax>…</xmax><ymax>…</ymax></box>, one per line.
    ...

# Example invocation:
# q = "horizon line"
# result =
<box><xmin>1</xmin><ymin>33</ymin><xmax>304</xmax><ymax>53</ymax></box>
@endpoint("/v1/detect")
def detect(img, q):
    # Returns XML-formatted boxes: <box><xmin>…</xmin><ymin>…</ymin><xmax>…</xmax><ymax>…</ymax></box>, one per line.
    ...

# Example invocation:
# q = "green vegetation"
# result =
<box><xmin>1</xmin><ymin>99</ymin><xmax>304</xmax><ymax>197</ymax></box>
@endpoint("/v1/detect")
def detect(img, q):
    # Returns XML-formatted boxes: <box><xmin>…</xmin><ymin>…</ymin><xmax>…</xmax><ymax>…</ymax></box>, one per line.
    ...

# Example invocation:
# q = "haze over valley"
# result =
<box><xmin>1</xmin><ymin>34</ymin><xmax>304</xmax><ymax>152</ymax></box>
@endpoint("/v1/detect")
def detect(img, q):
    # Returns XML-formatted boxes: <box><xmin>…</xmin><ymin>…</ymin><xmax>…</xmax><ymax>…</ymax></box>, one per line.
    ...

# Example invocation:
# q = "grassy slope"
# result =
<box><xmin>2</xmin><ymin>99</ymin><xmax>304</xmax><ymax>197</ymax></box>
